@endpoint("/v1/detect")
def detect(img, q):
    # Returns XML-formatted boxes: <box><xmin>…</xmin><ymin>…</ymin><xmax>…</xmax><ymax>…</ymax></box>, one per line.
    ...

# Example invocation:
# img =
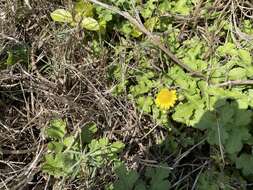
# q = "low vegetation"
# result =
<box><xmin>1</xmin><ymin>0</ymin><xmax>253</xmax><ymax>189</ymax></box>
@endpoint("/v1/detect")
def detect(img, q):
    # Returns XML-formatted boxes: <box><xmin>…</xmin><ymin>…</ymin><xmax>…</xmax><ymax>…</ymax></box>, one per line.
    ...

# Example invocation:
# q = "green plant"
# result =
<box><xmin>113</xmin><ymin>163</ymin><xmax>171</xmax><ymax>190</ymax></box>
<box><xmin>49</xmin><ymin>0</ymin><xmax>253</xmax><ymax>186</ymax></box>
<box><xmin>197</xmin><ymin>169</ymin><xmax>247</xmax><ymax>190</ymax></box>
<box><xmin>50</xmin><ymin>0</ymin><xmax>100</xmax><ymax>31</ymax></box>
<box><xmin>42</xmin><ymin>119</ymin><xmax>125</xmax><ymax>178</ymax></box>
<box><xmin>0</xmin><ymin>44</ymin><xmax>29</xmax><ymax>68</ymax></box>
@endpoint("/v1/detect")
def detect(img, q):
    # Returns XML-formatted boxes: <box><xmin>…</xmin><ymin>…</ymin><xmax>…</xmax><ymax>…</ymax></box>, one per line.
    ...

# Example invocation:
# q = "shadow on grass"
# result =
<box><xmin>114</xmin><ymin>98</ymin><xmax>253</xmax><ymax>190</ymax></box>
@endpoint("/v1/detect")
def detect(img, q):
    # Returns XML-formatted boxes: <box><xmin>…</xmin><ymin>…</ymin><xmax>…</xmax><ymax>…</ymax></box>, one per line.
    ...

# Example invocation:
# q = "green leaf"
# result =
<box><xmin>42</xmin><ymin>153</ymin><xmax>75</xmax><ymax>177</ymax></box>
<box><xmin>217</xmin><ymin>42</ymin><xmax>237</xmax><ymax>57</ymax></box>
<box><xmin>4</xmin><ymin>45</ymin><xmax>28</xmax><ymax>66</ymax></box>
<box><xmin>238</xmin><ymin>49</ymin><xmax>252</xmax><ymax>65</ymax></box>
<box><xmin>158</xmin><ymin>0</ymin><xmax>172</xmax><ymax>14</ymax></box>
<box><xmin>131</xmin><ymin>26</ymin><xmax>143</xmax><ymax>37</ymax></box>
<box><xmin>217</xmin><ymin>102</ymin><xmax>234</xmax><ymax>125</ymax></box>
<box><xmin>74</xmin><ymin>0</ymin><xmax>93</xmax><ymax>17</ymax></box>
<box><xmin>46</xmin><ymin>119</ymin><xmax>66</xmax><ymax>140</ymax></box>
<box><xmin>140</xmin><ymin>0</ymin><xmax>158</xmax><ymax>18</ymax></box>
<box><xmin>207</xmin><ymin>124</ymin><xmax>229</xmax><ymax>145</ymax></box>
<box><xmin>48</xmin><ymin>141</ymin><xmax>64</xmax><ymax>153</ymax></box>
<box><xmin>80</xmin><ymin>122</ymin><xmax>98</xmax><ymax>144</ymax></box>
<box><xmin>130</xmin><ymin>75</ymin><xmax>154</xmax><ymax>97</ymax></box>
<box><xmin>114</xmin><ymin>164</ymin><xmax>140</xmax><ymax>190</ymax></box>
<box><xmin>228</xmin><ymin>67</ymin><xmax>247</xmax><ymax>80</ymax></box>
<box><xmin>172</xmin><ymin>103</ymin><xmax>195</xmax><ymax>126</ymax></box>
<box><xmin>88</xmin><ymin>138</ymin><xmax>124</xmax><ymax>167</ymax></box>
<box><xmin>134</xmin><ymin>182</ymin><xmax>147</xmax><ymax>190</ymax></box>
<box><xmin>197</xmin><ymin>170</ymin><xmax>225</xmax><ymax>190</ymax></box>
<box><xmin>236</xmin><ymin>154</ymin><xmax>253</xmax><ymax>176</ymax></box>
<box><xmin>137</xmin><ymin>96</ymin><xmax>153</xmax><ymax>113</ymax></box>
<box><xmin>145</xmin><ymin>164</ymin><xmax>171</xmax><ymax>190</ymax></box>
<box><xmin>144</xmin><ymin>17</ymin><xmax>158</xmax><ymax>32</ymax></box>
<box><xmin>174</xmin><ymin>0</ymin><xmax>191</xmax><ymax>15</ymax></box>
<box><xmin>195</xmin><ymin>111</ymin><xmax>216</xmax><ymax>130</ymax></box>
<box><xmin>225</xmin><ymin>127</ymin><xmax>250</xmax><ymax>154</ymax></box>
<box><xmin>6</xmin><ymin>51</ymin><xmax>14</xmax><ymax>65</ymax></box>
<box><xmin>63</xmin><ymin>136</ymin><xmax>75</xmax><ymax>148</ymax></box>
<box><xmin>81</xmin><ymin>17</ymin><xmax>100</xmax><ymax>31</ymax></box>
<box><xmin>234</xmin><ymin>109</ymin><xmax>252</xmax><ymax>126</ymax></box>
<box><xmin>51</xmin><ymin>9</ymin><xmax>73</xmax><ymax>23</ymax></box>
<box><xmin>111</xmin><ymin>141</ymin><xmax>125</xmax><ymax>153</ymax></box>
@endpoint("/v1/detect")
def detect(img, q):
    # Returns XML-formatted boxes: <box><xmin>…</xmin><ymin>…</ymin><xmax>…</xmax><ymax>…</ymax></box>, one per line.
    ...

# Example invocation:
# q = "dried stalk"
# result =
<box><xmin>87</xmin><ymin>0</ymin><xmax>206</xmax><ymax>79</ymax></box>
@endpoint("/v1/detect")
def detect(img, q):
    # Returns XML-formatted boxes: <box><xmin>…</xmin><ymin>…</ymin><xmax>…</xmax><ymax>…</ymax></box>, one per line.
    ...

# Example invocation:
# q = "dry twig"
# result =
<box><xmin>87</xmin><ymin>0</ymin><xmax>206</xmax><ymax>79</ymax></box>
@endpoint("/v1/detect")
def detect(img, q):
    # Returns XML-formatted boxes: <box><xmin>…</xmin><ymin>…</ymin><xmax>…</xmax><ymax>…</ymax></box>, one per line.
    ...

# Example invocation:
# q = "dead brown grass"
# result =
<box><xmin>0</xmin><ymin>0</ymin><xmax>252</xmax><ymax>189</ymax></box>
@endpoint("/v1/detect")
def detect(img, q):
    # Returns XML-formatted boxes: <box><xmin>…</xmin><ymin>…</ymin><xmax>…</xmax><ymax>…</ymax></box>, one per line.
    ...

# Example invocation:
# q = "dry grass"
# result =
<box><xmin>0</xmin><ymin>1</ymin><xmax>162</xmax><ymax>189</ymax></box>
<box><xmin>0</xmin><ymin>0</ymin><xmax>252</xmax><ymax>189</ymax></box>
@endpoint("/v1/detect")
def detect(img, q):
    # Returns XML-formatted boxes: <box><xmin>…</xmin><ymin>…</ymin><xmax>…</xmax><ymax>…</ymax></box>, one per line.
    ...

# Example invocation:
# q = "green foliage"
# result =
<box><xmin>80</xmin><ymin>122</ymin><xmax>98</xmax><ymax>144</ymax></box>
<box><xmin>113</xmin><ymin>164</ymin><xmax>171</xmax><ymax>190</ymax></box>
<box><xmin>236</xmin><ymin>154</ymin><xmax>253</xmax><ymax>176</ymax></box>
<box><xmin>196</xmin><ymin>100</ymin><xmax>252</xmax><ymax>155</ymax></box>
<box><xmin>113</xmin><ymin>164</ymin><xmax>141</xmax><ymax>190</ymax></box>
<box><xmin>50</xmin><ymin>9</ymin><xmax>73</xmax><ymax>23</ymax></box>
<box><xmin>0</xmin><ymin>44</ymin><xmax>29</xmax><ymax>67</ymax></box>
<box><xmin>197</xmin><ymin>169</ymin><xmax>247</xmax><ymax>190</ymax></box>
<box><xmin>145</xmin><ymin>165</ymin><xmax>171</xmax><ymax>190</ymax></box>
<box><xmin>88</xmin><ymin>138</ymin><xmax>125</xmax><ymax>167</ymax></box>
<box><xmin>51</xmin><ymin>0</ymin><xmax>253</xmax><ymax>186</ymax></box>
<box><xmin>46</xmin><ymin>119</ymin><xmax>66</xmax><ymax>140</ymax></box>
<box><xmin>51</xmin><ymin>1</ymin><xmax>99</xmax><ymax>31</ymax></box>
<box><xmin>42</xmin><ymin>119</ymin><xmax>124</xmax><ymax>178</ymax></box>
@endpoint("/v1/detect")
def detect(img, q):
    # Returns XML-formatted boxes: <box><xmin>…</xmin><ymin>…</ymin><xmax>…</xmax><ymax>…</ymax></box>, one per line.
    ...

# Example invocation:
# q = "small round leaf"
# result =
<box><xmin>81</xmin><ymin>17</ymin><xmax>100</xmax><ymax>31</ymax></box>
<box><xmin>51</xmin><ymin>9</ymin><xmax>73</xmax><ymax>23</ymax></box>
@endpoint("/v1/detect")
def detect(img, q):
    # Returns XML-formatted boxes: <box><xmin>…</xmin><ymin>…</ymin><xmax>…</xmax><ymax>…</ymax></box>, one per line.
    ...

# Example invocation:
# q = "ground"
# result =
<box><xmin>1</xmin><ymin>0</ymin><xmax>253</xmax><ymax>189</ymax></box>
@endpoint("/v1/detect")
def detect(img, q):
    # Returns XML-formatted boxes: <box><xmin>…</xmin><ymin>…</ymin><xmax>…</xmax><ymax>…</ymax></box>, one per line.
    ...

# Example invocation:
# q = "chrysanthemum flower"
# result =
<box><xmin>155</xmin><ymin>88</ymin><xmax>177</xmax><ymax>110</ymax></box>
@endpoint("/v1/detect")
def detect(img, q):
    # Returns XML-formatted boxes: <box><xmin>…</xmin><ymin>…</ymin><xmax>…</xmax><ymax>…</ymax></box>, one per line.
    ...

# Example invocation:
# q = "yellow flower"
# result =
<box><xmin>155</xmin><ymin>88</ymin><xmax>177</xmax><ymax>110</ymax></box>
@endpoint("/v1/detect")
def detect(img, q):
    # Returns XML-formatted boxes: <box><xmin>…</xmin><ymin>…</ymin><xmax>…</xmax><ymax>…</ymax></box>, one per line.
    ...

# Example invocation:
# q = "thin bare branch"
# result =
<box><xmin>86</xmin><ymin>0</ymin><xmax>206</xmax><ymax>79</ymax></box>
<box><xmin>215</xmin><ymin>79</ymin><xmax>253</xmax><ymax>87</ymax></box>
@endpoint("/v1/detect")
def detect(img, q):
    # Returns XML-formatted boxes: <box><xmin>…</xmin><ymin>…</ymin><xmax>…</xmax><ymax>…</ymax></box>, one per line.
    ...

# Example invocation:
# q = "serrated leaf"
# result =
<box><xmin>42</xmin><ymin>152</ymin><xmax>75</xmax><ymax>177</ymax></box>
<box><xmin>131</xmin><ymin>26</ymin><xmax>143</xmax><ymax>37</ymax></box>
<box><xmin>238</xmin><ymin>49</ymin><xmax>252</xmax><ymax>65</ymax></box>
<box><xmin>197</xmin><ymin>170</ymin><xmax>225</xmax><ymax>190</ymax></box>
<box><xmin>114</xmin><ymin>164</ymin><xmax>140</xmax><ymax>190</ymax></box>
<box><xmin>111</xmin><ymin>141</ymin><xmax>125</xmax><ymax>153</ymax></box>
<box><xmin>81</xmin><ymin>122</ymin><xmax>98</xmax><ymax>144</ymax></box>
<box><xmin>246</xmin><ymin>66</ymin><xmax>253</xmax><ymax>77</ymax></box>
<box><xmin>74</xmin><ymin>0</ymin><xmax>93</xmax><ymax>17</ymax></box>
<box><xmin>48</xmin><ymin>141</ymin><xmax>64</xmax><ymax>153</ymax></box>
<box><xmin>217</xmin><ymin>103</ymin><xmax>234</xmax><ymax>125</ymax></box>
<box><xmin>234</xmin><ymin>109</ymin><xmax>252</xmax><ymax>126</ymax></box>
<box><xmin>236</xmin><ymin>154</ymin><xmax>253</xmax><ymax>176</ymax></box>
<box><xmin>88</xmin><ymin>138</ymin><xmax>124</xmax><ymax>167</ymax></box>
<box><xmin>140</xmin><ymin>0</ymin><xmax>157</xmax><ymax>18</ymax></box>
<box><xmin>134</xmin><ymin>182</ymin><xmax>147</xmax><ymax>190</ymax></box>
<box><xmin>172</xmin><ymin>103</ymin><xmax>195</xmax><ymax>125</ymax></box>
<box><xmin>51</xmin><ymin>9</ymin><xmax>73</xmax><ymax>23</ymax></box>
<box><xmin>144</xmin><ymin>17</ymin><xmax>158</xmax><ymax>32</ymax></box>
<box><xmin>217</xmin><ymin>42</ymin><xmax>237</xmax><ymax>57</ymax></box>
<box><xmin>137</xmin><ymin>96</ymin><xmax>153</xmax><ymax>113</ymax></box>
<box><xmin>174</xmin><ymin>0</ymin><xmax>191</xmax><ymax>15</ymax></box>
<box><xmin>63</xmin><ymin>136</ymin><xmax>75</xmax><ymax>148</ymax></box>
<box><xmin>145</xmin><ymin>164</ymin><xmax>171</xmax><ymax>190</ymax></box>
<box><xmin>207</xmin><ymin>124</ymin><xmax>229</xmax><ymax>145</ymax></box>
<box><xmin>195</xmin><ymin>111</ymin><xmax>216</xmax><ymax>130</ymax></box>
<box><xmin>46</xmin><ymin>119</ymin><xmax>66</xmax><ymax>140</ymax></box>
<box><xmin>81</xmin><ymin>17</ymin><xmax>100</xmax><ymax>31</ymax></box>
<box><xmin>228</xmin><ymin>67</ymin><xmax>247</xmax><ymax>80</ymax></box>
<box><xmin>225</xmin><ymin>127</ymin><xmax>250</xmax><ymax>154</ymax></box>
